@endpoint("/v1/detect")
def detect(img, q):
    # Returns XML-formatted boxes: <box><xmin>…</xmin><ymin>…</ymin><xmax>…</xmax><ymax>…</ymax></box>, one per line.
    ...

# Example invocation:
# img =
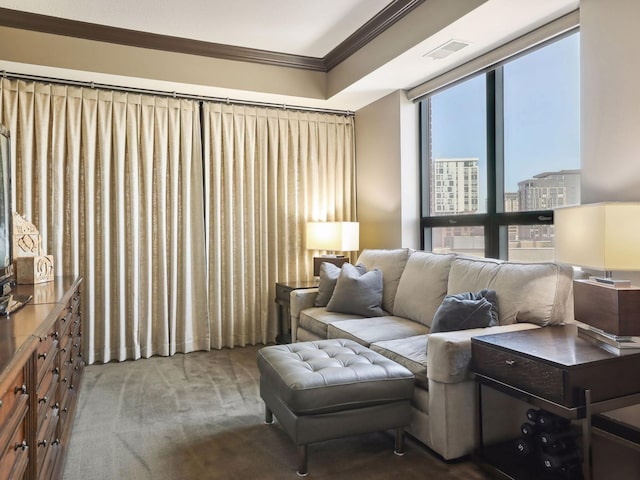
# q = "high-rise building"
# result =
<box><xmin>431</xmin><ymin>158</ymin><xmax>479</xmax><ymax>215</ymax></box>
<box><xmin>517</xmin><ymin>169</ymin><xmax>580</xmax><ymax>211</ymax></box>
<box><xmin>514</xmin><ymin>169</ymin><xmax>581</xmax><ymax>242</ymax></box>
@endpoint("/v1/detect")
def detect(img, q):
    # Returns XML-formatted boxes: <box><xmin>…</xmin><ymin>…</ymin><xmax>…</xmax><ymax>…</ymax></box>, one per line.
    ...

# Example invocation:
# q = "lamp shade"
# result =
<box><xmin>554</xmin><ymin>202</ymin><xmax>640</xmax><ymax>271</ymax></box>
<box><xmin>306</xmin><ymin>222</ymin><xmax>359</xmax><ymax>252</ymax></box>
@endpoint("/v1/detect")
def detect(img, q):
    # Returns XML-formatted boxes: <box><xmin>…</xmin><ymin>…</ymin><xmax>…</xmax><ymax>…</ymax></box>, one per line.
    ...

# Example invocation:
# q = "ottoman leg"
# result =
<box><xmin>394</xmin><ymin>427</ymin><xmax>405</xmax><ymax>456</ymax></box>
<box><xmin>264</xmin><ymin>405</ymin><xmax>274</xmax><ymax>425</ymax></box>
<box><xmin>297</xmin><ymin>445</ymin><xmax>308</xmax><ymax>477</ymax></box>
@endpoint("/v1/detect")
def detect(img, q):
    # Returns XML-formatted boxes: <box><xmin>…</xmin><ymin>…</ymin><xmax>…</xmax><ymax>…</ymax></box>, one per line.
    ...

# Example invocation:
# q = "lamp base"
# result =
<box><xmin>574</xmin><ymin>279</ymin><xmax>640</xmax><ymax>336</ymax></box>
<box><xmin>313</xmin><ymin>256</ymin><xmax>348</xmax><ymax>277</ymax></box>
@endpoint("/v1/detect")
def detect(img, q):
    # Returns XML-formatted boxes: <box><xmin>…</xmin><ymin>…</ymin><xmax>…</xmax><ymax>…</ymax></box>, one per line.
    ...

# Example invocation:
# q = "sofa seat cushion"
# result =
<box><xmin>370</xmin><ymin>335</ymin><xmax>430</xmax><ymax>389</ymax></box>
<box><xmin>393</xmin><ymin>251</ymin><xmax>456</xmax><ymax>325</ymax></box>
<box><xmin>327</xmin><ymin>316</ymin><xmax>430</xmax><ymax>346</ymax></box>
<box><xmin>299</xmin><ymin>307</ymin><xmax>364</xmax><ymax>339</ymax></box>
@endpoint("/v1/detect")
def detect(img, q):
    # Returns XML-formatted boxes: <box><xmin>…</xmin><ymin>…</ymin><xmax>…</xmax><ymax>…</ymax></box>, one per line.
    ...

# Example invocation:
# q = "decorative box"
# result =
<box><xmin>15</xmin><ymin>255</ymin><xmax>54</xmax><ymax>284</ymax></box>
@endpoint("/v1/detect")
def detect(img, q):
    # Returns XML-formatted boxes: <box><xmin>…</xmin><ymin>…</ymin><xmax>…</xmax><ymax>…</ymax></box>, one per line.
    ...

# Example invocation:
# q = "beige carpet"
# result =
<box><xmin>62</xmin><ymin>345</ymin><xmax>490</xmax><ymax>479</ymax></box>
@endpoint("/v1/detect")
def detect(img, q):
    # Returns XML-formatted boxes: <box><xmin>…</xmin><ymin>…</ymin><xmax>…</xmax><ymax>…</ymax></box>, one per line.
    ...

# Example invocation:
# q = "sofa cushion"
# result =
<box><xmin>430</xmin><ymin>289</ymin><xmax>499</xmax><ymax>333</ymax></box>
<box><xmin>326</xmin><ymin>263</ymin><xmax>384</xmax><ymax>317</ymax></box>
<box><xmin>315</xmin><ymin>262</ymin><xmax>366</xmax><ymax>307</ymax></box>
<box><xmin>299</xmin><ymin>307</ymin><xmax>364</xmax><ymax>339</ymax></box>
<box><xmin>370</xmin><ymin>335</ymin><xmax>430</xmax><ymax>389</ymax></box>
<box><xmin>393</xmin><ymin>251</ymin><xmax>455</xmax><ymax>326</ymax></box>
<box><xmin>447</xmin><ymin>257</ymin><xmax>574</xmax><ymax>326</ymax></box>
<box><xmin>355</xmin><ymin>248</ymin><xmax>411</xmax><ymax>314</ymax></box>
<box><xmin>327</xmin><ymin>316</ymin><xmax>430</xmax><ymax>346</ymax></box>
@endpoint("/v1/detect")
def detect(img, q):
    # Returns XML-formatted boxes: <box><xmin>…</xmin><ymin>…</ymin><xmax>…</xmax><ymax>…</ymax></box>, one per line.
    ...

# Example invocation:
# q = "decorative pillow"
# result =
<box><xmin>430</xmin><ymin>289</ymin><xmax>499</xmax><ymax>334</ymax></box>
<box><xmin>315</xmin><ymin>262</ymin><xmax>366</xmax><ymax>307</ymax></box>
<box><xmin>326</xmin><ymin>263</ymin><xmax>384</xmax><ymax>317</ymax></box>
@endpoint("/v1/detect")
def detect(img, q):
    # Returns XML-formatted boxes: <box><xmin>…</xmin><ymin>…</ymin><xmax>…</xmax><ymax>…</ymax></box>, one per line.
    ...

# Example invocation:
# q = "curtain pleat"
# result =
<box><xmin>0</xmin><ymin>77</ymin><xmax>356</xmax><ymax>361</ymax></box>
<box><xmin>202</xmin><ymin>104</ymin><xmax>356</xmax><ymax>349</ymax></box>
<box><xmin>0</xmin><ymin>78</ymin><xmax>209</xmax><ymax>364</ymax></box>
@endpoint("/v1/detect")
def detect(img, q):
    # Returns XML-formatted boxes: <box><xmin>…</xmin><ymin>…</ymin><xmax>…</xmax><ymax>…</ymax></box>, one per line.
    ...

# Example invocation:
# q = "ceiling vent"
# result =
<box><xmin>423</xmin><ymin>40</ymin><xmax>470</xmax><ymax>60</ymax></box>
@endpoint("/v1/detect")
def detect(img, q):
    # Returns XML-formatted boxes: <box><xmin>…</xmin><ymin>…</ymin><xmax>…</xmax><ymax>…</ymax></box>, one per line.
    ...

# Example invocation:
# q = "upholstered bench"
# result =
<box><xmin>257</xmin><ymin>339</ymin><xmax>415</xmax><ymax>476</ymax></box>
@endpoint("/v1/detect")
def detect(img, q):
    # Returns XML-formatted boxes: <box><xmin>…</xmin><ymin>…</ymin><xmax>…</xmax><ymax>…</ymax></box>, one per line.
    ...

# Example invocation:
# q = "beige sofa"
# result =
<box><xmin>290</xmin><ymin>248</ymin><xmax>574</xmax><ymax>460</ymax></box>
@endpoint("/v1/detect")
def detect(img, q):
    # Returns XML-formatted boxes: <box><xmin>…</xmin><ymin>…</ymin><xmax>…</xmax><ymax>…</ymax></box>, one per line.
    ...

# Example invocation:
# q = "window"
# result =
<box><xmin>420</xmin><ymin>31</ymin><xmax>580</xmax><ymax>261</ymax></box>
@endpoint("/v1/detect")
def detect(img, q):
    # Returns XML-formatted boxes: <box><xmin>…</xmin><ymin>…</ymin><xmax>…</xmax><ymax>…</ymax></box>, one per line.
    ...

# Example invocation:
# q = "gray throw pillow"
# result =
<box><xmin>430</xmin><ymin>289</ymin><xmax>499</xmax><ymax>333</ymax></box>
<box><xmin>326</xmin><ymin>263</ymin><xmax>384</xmax><ymax>317</ymax></box>
<box><xmin>315</xmin><ymin>262</ymin><xmax>366</xmax><ymax>307</ymax></box>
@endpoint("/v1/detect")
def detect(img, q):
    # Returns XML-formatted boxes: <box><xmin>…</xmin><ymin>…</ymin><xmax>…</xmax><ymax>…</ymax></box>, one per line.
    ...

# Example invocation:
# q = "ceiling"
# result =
<box><xmin>0</xmin><ymin>0</ymin><xmax>579</xmax><ymax>111</ymax></box>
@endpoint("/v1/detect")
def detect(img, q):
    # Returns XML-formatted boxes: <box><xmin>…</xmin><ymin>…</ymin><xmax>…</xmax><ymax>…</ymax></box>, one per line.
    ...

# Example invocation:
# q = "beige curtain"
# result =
<box><xmin>0</xmin><ymin>78</ymin><xmax>209</xmax><ymax>364</ymax></box>
<box><xmin>202</xmin><ymin>103</ymin><xmax>356</xmax><ymax>348</ymax></box>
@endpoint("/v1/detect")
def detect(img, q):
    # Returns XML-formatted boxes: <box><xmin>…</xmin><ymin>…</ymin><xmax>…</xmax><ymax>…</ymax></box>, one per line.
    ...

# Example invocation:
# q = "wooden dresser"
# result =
<box><xmin>0</xmin><ymin>276</ymin><xmax>83</xmax><ymax>480</ymax></box>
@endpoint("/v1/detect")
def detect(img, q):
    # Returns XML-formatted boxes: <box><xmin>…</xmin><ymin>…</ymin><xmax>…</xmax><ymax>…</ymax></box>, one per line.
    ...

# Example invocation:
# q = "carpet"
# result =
<box><xmin>62</xmin><ymin>345</ymin><xmax>490</xmax><ymax>479</ymax></box>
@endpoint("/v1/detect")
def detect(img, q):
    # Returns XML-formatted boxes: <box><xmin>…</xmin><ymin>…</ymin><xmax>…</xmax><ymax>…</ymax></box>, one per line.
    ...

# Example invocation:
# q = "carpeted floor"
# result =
<box><xmin>62</xmin><ymin>345</ymin><xmax>490</xmax><ymax>479</ymax></box>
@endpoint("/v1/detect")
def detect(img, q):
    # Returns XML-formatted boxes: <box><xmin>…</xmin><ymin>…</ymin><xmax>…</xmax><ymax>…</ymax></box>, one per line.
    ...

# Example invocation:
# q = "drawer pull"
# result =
<box><xmin>52</xmin><ymin>367</ymin><xmax>60</xmax><ymax>375</ymax></box>
<box><xmin>38</xmin><ymin>352</ymin><xmax>47</xmax><ymax>360</ymax></box>
<box><xmin>38</xmin><ymin>440</ymin><xmax>48</xmax><ymax>447</ymax></box>
<box><xmin>53</xmin><ymin>438</ymin><xmax>60</xmax><ymax>446</ymax></box>
<box><xmin>14</xmin><ymin>384</ymin><xmax>27</xmax><ymax>395</ymax></box>
<box><xmin>505</xmin><ymin>360</ymin><xmax>516</xmax><ymax>366</ymax></box>
<box><xmin>53</xmin><ymin>402</ymin><xmax>60</xmax><ymax>410</ymax></box>
<box><xmin>14</xmin><ymin>441</ymin><xmax>28</xmax><ymax>451</ymax></box>
<box><xmin>38</xmin><ymin>396</ymin><xmax>48</xmax><ymax>404</ymax></box>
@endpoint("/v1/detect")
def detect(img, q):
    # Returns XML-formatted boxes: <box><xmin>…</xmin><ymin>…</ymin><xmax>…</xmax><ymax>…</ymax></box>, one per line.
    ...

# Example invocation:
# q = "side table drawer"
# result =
<box><xmin>275</xmin><ymin>284</ymin><xmax>293</xmax><ymax>304</ymax></box>
<box><xmin>472</xmin><ymin>342</ymin><xmax>566</xmax><ymax>406</ymax></box>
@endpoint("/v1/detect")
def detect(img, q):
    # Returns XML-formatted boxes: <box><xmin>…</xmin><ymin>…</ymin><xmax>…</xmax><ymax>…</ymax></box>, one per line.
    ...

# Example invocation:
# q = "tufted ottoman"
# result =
<box><xmin>257</xmin><ymin>339</ymin><xmax>415</xmax><ymax>476</ymax></box>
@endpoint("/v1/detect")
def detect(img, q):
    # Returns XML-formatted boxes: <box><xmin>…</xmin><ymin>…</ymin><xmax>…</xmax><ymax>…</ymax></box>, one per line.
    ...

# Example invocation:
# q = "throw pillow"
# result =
<box><xmin>430</xmin><ymin>289</ymin><xmax>499</xmax><ymax>334</ymax></box>
<box><xmin>315</xmin><ymin>262</ymin><xmax>366</xmax><ymax>307</ymax></box>
<box><xmin>326</xmin><ymin>263</ymin><xmax>384</xmax><ymax>317</ymax></box>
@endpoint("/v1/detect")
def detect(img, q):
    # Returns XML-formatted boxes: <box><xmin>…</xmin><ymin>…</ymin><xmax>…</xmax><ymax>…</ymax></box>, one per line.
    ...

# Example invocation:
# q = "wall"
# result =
<box><xmin>0</xmin><ymin>25</ymin><xmax>326</xmax><ymax>100</ymax></box>
<box><xmin>580</xmin><ymin>0</ymin><xmax>640</xmax><ymax>204</ymax></box>
<box><xmin>580</xmin><ymin>0</ymin><xmax>640</xmax><ymax>285</ymax></box>
<box><xmin>355</xmin><ymin>90</ymin><xmax>419</xmax><ymax>250</ymax></box>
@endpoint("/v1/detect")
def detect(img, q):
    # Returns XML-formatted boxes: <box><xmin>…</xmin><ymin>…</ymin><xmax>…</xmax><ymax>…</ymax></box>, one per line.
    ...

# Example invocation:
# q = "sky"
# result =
<box><xmin>430</xmin><ymin>32</ymin><xmax>580</xmax><ymax>206</ymax></box>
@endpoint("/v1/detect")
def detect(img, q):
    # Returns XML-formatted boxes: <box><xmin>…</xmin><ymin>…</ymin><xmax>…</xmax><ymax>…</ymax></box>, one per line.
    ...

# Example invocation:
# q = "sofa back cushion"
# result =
<box><xmin>447</xmin><ymin>257</ymin><xmax>574</xmax><ymax>326</ymax></box>
<box><xmin>356</xmin><ymin>248</ymin><xmax>411</xmax><ymax>313</ymax></box>
<box><xmin>392</xmin><ymin>251</ymin><xmax>455</xmax><ymax>326</ymax></box>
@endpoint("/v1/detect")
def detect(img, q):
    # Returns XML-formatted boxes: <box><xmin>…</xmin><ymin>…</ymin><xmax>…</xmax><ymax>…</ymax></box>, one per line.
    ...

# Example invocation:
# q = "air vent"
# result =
<box><xmin>423</xmin><ymin>40</ymin><xmax>470</xmax><ymax>60</ymax></box>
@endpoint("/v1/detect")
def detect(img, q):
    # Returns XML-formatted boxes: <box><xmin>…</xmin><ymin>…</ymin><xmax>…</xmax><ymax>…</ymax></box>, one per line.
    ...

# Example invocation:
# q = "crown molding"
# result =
<box><xmin>0</xmin><ymin>1</ymin><xmax>425</xmax><ymax>72</ymax></box>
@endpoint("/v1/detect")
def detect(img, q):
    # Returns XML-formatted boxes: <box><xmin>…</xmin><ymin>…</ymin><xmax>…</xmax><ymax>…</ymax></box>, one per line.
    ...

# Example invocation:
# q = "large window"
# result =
<box><xmin>420</xmin><ymin>32</ymin><xmax>580</xmax><ymax>261</ymax></box>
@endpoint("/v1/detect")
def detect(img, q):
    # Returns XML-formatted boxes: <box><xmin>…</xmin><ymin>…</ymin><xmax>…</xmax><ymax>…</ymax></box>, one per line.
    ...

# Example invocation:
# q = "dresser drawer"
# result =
<box><xmin>0</xmin><ymin>368</ymin><xmax>27</xmax><ymax>431</ymax></box>
<box><xmin>472</xmin><ymin>341</ymin><xmax>567</xmax><ymax>406</ymax></box>
<box><xmin>0</xmin><ymin>401</ymin><xmax>28</xmax><ymax>480</ymax></box>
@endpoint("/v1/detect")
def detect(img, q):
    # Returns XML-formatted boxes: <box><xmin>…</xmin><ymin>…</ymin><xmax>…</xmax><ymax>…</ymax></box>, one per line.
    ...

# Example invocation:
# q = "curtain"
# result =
<box><xmin>202</xmin><ymin>104</ymin><xmax>356</xmax><ymax>348</ymax></box>
<box><xmin>0</xmin><ymin>78</ymin><xmax>209</xmax><ymax>364</ymax></box>
<box><xmin>0</xmin><ymin>77</ymin><xmax>357</xmax><ymax>360</ymax></box>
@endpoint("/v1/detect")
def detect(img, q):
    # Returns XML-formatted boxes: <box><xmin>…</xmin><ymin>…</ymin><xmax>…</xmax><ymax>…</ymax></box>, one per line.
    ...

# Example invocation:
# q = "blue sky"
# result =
<box><xmin>430</xmin><ymin>33</ymin><xmax>580</xmax><ymax>204</ymax></box>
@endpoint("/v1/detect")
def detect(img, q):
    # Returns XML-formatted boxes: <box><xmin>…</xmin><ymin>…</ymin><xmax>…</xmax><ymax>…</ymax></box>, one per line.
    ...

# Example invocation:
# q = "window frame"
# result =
<box><xmin>419</xmin><ymin>32</ymin><xmax>579</xmax><ymax>260</ymax></box>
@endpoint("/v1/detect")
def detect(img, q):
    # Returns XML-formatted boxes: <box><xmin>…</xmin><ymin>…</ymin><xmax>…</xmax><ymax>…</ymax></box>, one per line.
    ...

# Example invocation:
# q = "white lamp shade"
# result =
<box><xmin>554</xmin><ymin>202</ymin><xmax>640</xmax><ymax>271</ymax></box>
<box><xmin>306</xmin><ymin>222</ymin><xmax>359</xmax><ymax>252</ymax></box>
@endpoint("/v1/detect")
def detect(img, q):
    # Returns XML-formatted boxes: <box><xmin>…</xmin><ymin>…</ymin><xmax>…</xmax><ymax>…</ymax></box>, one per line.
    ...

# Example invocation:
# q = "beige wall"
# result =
<box><xmin>0</xmin><ymin>25</ymin><xmax>326</xmax><ymax>100</ymax></box>
<box><xmin>580</xmin><ymin>0</ymin><xmax>640</xmax><ymax>204</ymax></box>
<box><xmin>355</xmin><ymin>90</ymin><xmax>419</xmax><ymax>250</ymax></box>
<box><xmin>580</xmin><ymin>0</ymin><xmax>640</xmax><ymax>285</ymax></box>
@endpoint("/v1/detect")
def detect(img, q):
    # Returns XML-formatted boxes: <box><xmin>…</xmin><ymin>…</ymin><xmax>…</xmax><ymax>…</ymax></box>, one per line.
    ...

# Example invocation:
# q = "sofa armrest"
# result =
<box><xmin>290</xmin><ymin>288</ymin><xmax>319</xmax><ymax>342</ymax></box>
<box><xmin>427</xmin><ymin>323</ymin><xmax>541</xmax><ymax>384</ymax></box>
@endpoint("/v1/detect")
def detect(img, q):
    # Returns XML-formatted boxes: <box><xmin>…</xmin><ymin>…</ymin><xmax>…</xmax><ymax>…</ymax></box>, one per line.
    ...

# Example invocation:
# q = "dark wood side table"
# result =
<box><xmin>471</xmin><ymin>325</ymin><xmax>640</xmax><ymax>480</ymax></box>
<box><xmin>275</xmin><ymin>280</ymin><xmax>318</xmax><ymax>344</ymax></box>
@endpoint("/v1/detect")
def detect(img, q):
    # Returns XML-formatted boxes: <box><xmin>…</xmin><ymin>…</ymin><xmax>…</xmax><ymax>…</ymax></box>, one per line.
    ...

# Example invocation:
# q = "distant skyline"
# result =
<box><xmin>430</xmin><ymin>32</ymin><xmax>580</xmax><ymax>206</ymax></box>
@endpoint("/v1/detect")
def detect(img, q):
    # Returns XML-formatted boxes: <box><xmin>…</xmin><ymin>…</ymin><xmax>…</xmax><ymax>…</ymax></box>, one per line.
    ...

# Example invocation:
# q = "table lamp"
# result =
<box><xmin>306</xmin><ymin>222</ymin><xmax>359</xmax><ymax>276</ymax></box>
<box><xmin>554</xmin><ymin>202</ymin><xmax>640</xmax><ymax>338</ymax></box>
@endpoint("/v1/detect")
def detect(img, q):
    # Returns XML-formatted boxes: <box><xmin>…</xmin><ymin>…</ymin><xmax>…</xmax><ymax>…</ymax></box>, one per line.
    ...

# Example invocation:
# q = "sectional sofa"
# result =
<box><xmin>289</xmin><ymin>248</ymin><xmax>574</xmax><ymax>460</ymax></box>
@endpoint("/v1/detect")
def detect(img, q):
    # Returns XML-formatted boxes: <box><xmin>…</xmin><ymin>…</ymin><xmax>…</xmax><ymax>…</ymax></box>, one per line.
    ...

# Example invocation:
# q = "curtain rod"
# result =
<box><xmin>0</xmin><ymin>70</ymin><xmax>355</xmax><ymax>117</ymax></box>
